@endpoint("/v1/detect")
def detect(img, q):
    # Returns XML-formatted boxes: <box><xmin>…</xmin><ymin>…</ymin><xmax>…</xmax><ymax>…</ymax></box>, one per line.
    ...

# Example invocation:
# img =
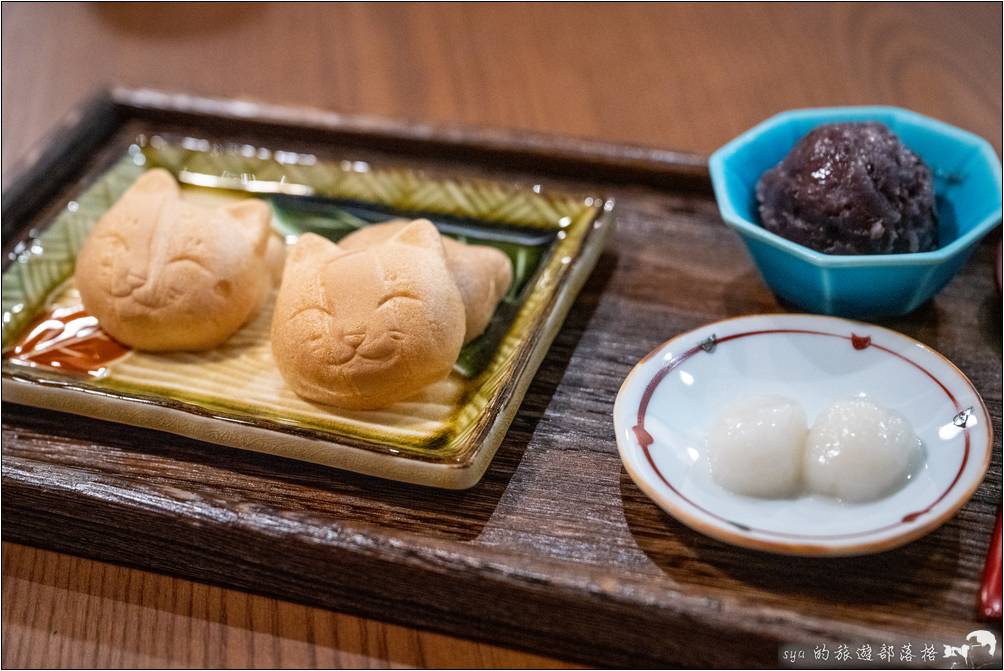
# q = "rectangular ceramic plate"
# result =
<box><xmin>1</xmin><ymin>130</ymin><xmax>613</xmax><ymax>488</ymax></box>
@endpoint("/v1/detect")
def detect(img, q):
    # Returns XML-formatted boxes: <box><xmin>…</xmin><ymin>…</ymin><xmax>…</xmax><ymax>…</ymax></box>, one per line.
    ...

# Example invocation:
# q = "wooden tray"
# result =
<box><xmin>3</xmin><ymin>89</ymin><xmax>1001</xmax><ymax>667</ymax></box>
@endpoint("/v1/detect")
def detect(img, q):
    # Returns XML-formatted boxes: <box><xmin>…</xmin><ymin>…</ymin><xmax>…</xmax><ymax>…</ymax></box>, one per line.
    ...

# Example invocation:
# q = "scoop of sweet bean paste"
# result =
<box><xmin>756</xmin><ymin>122</ymin><xmax>938</xmax><ymax>255</ymax></box>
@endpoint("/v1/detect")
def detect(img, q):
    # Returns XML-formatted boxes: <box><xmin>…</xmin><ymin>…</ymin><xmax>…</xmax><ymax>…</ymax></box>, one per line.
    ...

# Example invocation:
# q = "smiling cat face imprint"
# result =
<box><xmin>271</xmin><ymin>221</ymin><xmax>466</xmax><ymax>410</ymax></box>
<box><xmin>339</xmin><ymin>219</ymin><xmax>513</xmax><ymax>343</ymax></box>
<box><xmin>74</xmin><ymin>169</ymin><xmax>273</xmax><ymax>351</ymax></box>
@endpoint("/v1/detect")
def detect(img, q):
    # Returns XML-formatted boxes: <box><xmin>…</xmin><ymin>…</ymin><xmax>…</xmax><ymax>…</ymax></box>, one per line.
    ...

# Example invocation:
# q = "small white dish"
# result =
<box><xmin>614</xmin><ymin>314</ymin><xmax>992</xmax><ymax>557</ymax></box>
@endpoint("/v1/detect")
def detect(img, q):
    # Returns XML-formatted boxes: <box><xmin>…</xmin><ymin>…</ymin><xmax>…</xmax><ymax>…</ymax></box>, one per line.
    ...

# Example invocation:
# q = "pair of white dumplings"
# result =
<box><xmin>707</xmin><ymin>396</ymin><xmax>923</xmax><ymax>502</ymax></box>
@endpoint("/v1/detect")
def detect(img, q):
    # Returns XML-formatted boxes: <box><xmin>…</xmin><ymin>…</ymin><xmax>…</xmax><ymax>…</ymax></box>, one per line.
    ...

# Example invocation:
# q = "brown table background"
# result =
<box><xmin>2</xmin><ymin>2</ymin><xmax>1001</xmax><ymax>668</ymax></box>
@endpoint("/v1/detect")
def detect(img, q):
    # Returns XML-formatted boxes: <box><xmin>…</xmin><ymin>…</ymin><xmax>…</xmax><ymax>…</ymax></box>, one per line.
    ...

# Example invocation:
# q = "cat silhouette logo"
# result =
<box><xmin>943</xmin><ymin>630</ymin><xmax>998</xmax><ymax>669</ymax></box>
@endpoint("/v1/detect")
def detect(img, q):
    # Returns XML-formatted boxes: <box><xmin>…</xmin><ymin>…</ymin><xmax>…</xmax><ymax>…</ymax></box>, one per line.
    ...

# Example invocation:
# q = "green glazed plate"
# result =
<box><xmin>1</xmin><ymin>134</ymin><xmax>613</xmax><ymax>488</ymax></box>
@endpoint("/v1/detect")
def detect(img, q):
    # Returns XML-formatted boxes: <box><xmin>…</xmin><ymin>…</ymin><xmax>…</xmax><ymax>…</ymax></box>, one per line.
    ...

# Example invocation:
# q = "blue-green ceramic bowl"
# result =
<box><xmin>709</xmin><ymin>107</ymin><xmax>1003</xmax><ymax>318</ymax></box>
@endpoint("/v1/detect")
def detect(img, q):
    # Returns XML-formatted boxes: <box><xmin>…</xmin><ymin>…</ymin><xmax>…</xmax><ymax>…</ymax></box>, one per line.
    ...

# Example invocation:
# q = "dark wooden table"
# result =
<box><xmin>2</xmin><ymin>3</ymin><xmax>1001</xmax><ymax>668</ymax></box>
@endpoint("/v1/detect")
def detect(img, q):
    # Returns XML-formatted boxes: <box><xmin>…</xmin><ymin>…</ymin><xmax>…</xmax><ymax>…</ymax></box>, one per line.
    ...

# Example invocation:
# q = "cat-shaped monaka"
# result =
<box><xmin>271</xmin><ymin>220</ymin><xmax>466</xmax><ymax>410</ymax></box>
<box><xmin>339</xmin><ymin>220</ymin><xmax>513</xmax><ymax>343</ymax></box>
<box><xmin>74</xmin><ymin>169</ymin><xmax>278</xmax><ymax>351</ymax></box>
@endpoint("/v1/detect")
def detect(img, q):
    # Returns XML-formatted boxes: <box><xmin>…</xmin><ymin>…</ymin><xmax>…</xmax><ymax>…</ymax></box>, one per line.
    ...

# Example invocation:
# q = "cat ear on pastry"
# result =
<box><xmin>388</xmin><ymin>219</ymin><xmax>446</xmax><ymax>257</ymax></box>
<box><xmin>131</xmin><ymin>169</ymin><xmax>180</xmax><ymax>195</ymax></box>
<box><xmin>224</xmin><ymin>200</ymin><xmax>273</xmax><ymax>255</ymax></box>
<box><xmin>98</xmin><ymin>169</ymin><xmax>178</xmax><ymax>230</ymax></box>
<box><xmin>288</xmin><ymin>232</ymin><xmax>341</xmax><ymax>265</ymax></box>
<box><xmin>487</xmin><ymin>247</ymin><xmax>514</xmax><ymax>295</ymax></box>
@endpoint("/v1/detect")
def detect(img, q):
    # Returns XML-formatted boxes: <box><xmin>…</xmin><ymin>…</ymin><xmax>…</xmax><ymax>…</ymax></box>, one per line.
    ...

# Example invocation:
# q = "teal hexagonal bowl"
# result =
<box><xmin>709</xmin><ymin>106</ymin><xmax>1003</xmax><ymax>318</ymax></box>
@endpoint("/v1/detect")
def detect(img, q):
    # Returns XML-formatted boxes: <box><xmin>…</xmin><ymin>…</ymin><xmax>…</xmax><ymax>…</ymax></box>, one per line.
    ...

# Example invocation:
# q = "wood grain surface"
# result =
<box><xmin>2</xmin><ymin>3</ymin><xmax>1001</xmax><ymax>669</ymax></box>
<box><xmin>2</xmin><ymin>543</ymin><xmax>575</xmax><ymax>669</ymax></box>
<box><xmin>3</xmin><ymin>3</ymin><xmax>1002</xmax><ymax>176</ymax></box>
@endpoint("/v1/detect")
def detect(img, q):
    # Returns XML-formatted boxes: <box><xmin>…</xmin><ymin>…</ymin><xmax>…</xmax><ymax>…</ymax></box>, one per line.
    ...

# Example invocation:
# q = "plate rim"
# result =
<box><xmin>614</xmin><ymin>312</ymin><xmax>994</xmax><ymax>557</ymax></box>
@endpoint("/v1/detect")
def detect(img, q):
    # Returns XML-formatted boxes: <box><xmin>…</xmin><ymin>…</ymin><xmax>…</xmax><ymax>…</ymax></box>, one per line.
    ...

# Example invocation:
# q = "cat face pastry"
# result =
<box><xmin>339</xmin><ymin>220</ymin><xmax>512</xmax><ymax>343</ymax></box>
<box><xmin>271</xmin><ymin>221</ymin><xmax>466</xmax><ymax>410</ymax></box>
<box><xmin>74</xmin><ymin>169</ymin><xmax>273</xmax><ymax>351</ymax></box>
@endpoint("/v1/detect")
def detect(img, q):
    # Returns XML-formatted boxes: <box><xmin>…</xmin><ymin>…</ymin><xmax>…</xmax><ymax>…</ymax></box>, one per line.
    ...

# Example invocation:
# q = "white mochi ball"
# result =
<box><xmin>804</xmin><ymin>398</ymin><xmax>922</xmax><ymax>502</ymax></box>
<box><xmin>707</xmin><ymin>395</ymin><xmax>806</xmax><ymax>498</ymax></box>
